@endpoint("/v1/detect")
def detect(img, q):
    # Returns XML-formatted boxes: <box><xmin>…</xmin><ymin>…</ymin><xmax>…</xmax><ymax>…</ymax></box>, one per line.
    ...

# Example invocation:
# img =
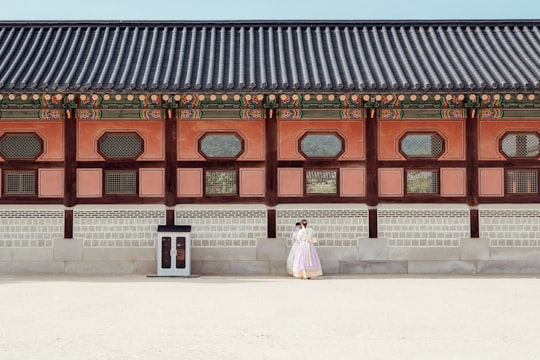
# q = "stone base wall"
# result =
<box><xmin>2</xmin><ymin>204</ymin><xmax>540</xmax><ymax>275</ymax></box>
<box><xmin>378</xmin><ymin>204</ymin><xmax>469</xmax><ymax>247</ymax></box>
<box><xmin>0</xmin><ymin>205</ymin><xmax>164</xmax><ymax>274</ymax></box>
<box><xmin>480</xmin><ymin>205</ymin><xmax>540</xmax><ymax>247</ymax></box>
<box><xmin>4</xmin><ymin>236</ymin><xmax>540</xmax><ymax>275</ymax></box>
<box><xmin>277</xmin><ymin>204</ymin><xmax>369</xmax><ymax>247</ymax></box>
<box><xmin>176</xmin><ymin>204</ymin><xmax>267</xmax><ymax>248</ymax></box>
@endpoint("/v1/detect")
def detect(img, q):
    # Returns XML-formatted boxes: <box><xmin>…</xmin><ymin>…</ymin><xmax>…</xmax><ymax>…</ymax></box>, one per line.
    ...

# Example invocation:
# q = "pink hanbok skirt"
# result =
<box><xmin>292</xmin><ymin>240</ymin><xmax>323</xmax><ymax>279</ymax></box>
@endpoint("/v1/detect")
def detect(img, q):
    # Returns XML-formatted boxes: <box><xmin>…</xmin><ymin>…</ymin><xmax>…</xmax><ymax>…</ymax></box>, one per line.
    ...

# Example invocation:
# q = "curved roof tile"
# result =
<box><xmin>0</xmin><ymin>20</ymin><xmax>538</xmax><ymax>93</ymax></box>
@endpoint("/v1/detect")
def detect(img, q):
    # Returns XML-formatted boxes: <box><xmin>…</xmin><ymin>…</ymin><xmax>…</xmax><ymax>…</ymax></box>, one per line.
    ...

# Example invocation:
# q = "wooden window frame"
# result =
<box><xmin>97</xmin><ymin>132</ymin><xmax>145</xmax><ymax>160</ymax></box>
<box><xmin>0</xmin><ymin>132</ymin><xmax>44</xmax><ymax>161</ymax></box>
<box><xmin>398</xmin><ymin>131</ymin><xmax>445</xmax><ymax>160</ymax></box>
<box><xmin>499</xmin><ymin>131</ymin><xmax>540</xmax><ymax>160</ymax></box>
<box><xmin>404</xmin><ymin>168</ymin><xmax>440</xmax><ymax>196</ymax></box>
<box><xmin>103</xmin><ymin>169</ymin><xmax>139</xmax><ymax>196</ymax></box>
<box><xmin>198</xmin><ymin>132</ymin><xmax>245</xmax><ymax>160</ymax></box>
<box><xmin>2</xmin><ymin>169</ymin><xmax>38</xmax><ymax>196</ymax></box>
<box><xmin>304</xmin><ymin>168</ymin><xmax>340</xmax><ymax>196</ymax></box>
<box><xmin>298</xmin><ymin>132</ymin><xmax>345</xmax><ymax>160</ymax></box>
<box><xmin>203</xmin><ymin>168</ymin><xmax>239</xmax><ymax>196</ymax></box>
<box><xmin>505</xmin><ymin>169</ymin><xmax>538</xmax><ymax>195</ymax></box>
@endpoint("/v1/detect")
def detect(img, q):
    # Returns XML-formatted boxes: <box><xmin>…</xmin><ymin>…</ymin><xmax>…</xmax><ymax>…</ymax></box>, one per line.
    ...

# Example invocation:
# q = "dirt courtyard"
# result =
<box><xmin>1</xmin><ymin>274</ymin><xmax>539</xmax><ymax>360</ymax></box>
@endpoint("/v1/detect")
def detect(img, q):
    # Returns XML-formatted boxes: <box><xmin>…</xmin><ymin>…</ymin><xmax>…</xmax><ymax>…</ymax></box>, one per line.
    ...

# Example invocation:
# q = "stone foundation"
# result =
<box><xmin>2</xmin><ymin>204</ymin><xmax>540</xmax><ymax>275</ymax></box>
<box><xmin>2</xmin><ymin>236</ymin><xmax>540</xmax><ymax>275</ymax></box>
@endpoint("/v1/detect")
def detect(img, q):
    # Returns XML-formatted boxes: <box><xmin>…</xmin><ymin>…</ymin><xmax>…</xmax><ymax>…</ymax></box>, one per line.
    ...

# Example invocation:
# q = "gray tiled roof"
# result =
<box><xmin>0</xmin><ymin>20</ymin><xmax>538</xmax><ymax>93</ymax></box>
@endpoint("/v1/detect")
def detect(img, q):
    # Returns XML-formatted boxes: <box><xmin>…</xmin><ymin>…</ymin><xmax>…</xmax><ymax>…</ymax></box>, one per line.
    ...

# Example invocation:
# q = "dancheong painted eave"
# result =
<box><xmin>0</xmin><ymin>20</ymin><xmax>538</xmax><ymax>93</ymax></box>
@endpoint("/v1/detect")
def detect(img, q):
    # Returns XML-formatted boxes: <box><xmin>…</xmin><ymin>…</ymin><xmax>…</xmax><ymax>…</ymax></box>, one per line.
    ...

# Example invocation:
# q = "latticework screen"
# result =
<box><xmin>401</xmin><ymin>133</ymin><xmax>444</xmax><ymax>158</ymax></box>
<box><xmin>105</xmin><ymin>170</ymin><xmax>137</xmax><ymax>195</ymax></box>
<box><xmin>0</xmin><ymin>133</ymin><xmax>43</xmax><ymax>160</ymax></box>
<box><xmin>205</xmin><ymin>170</ymin><xmax>237</xmax><ymax>195</ymax></box>
<box><xmin>506</xmin><ymin>170</ymin><xmax>538</xmax><ymax>194</ymax></box>
<box><xmin>300</xmin><ymin>134</ymin><xmax>343</xmax><ymax>158</ymax></box>
<box><xmin>406</xmin><ymin>170</ymin><xmax>439</xmax><ymax>194</ymax></box>
<box><xmin>501</xmin><ymin>133</ymin><xmax>540</xmax><ymax>158</ymax></box>
<box><xmin>200</xmin><ymin>134</ymin><xmax>242</xmax><ymax>158</ymax></box>
<box><xmin>4</xmin><ymin>170</ymin><xmax>36</xmax><ymax>195</ymax></box>
<box><xmin>306</xmin><ymin>170</ymin><xmax>337</xmax><ymax>194</ymax></box>
<box><xmin>99</xmin><ymin>133</ymin><xmax>143</xmax><ymax>159</ymax></box>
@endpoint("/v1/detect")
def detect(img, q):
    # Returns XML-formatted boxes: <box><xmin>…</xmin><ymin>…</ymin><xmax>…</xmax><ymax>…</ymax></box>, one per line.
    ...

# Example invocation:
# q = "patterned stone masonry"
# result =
<box><xmin>74</xmin><ymin>208</ymin><xmax>166</xmax><ymax>248</ymax></box>
<box><xmin>0</xmin><ymin>209</ymin><xmax>63</xmax><ymax>247</ymax></box>
<box><xmin>277</xmin><ymin>207</ymin><xmax>369</xmax><ymax>247</ymax></box>
<box><xmin>378</xmin><ymin>207</ymin><xmax>469</xmax><ymax>247</ymax></box>
<box><xmin>176</xmin><ymin>207</ymin><xmax>267</xmax><ymax>247</ymax></box>
<box><xmin>480</xmin><ymin>208</ymin><xmax>540</xmax><ymax>247</ymax></box>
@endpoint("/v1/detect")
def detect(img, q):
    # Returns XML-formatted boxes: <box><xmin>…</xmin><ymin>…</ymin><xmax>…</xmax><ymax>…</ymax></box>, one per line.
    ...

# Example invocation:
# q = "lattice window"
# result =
<box><xmin>0</xmin><ymin>133</ymin><xmax>43</xmax><ymax>160</ymax></box>
<box><xmin>406</xmin><ymin>170</ymin><xmax>439</xmax><ymax>194</ymax></box>
<box><xmin>205</xmin><ymin>170</ymin><xmax>237</xmax><ymax>195</ymax></box>
<box><xmin>300</xmin><ymin>133</ymin><xmax>344</xmax><ymax>158</ymax></box>
<box><xmin>506</xmin><ymin>170</ymin><xmax>538</xmax><ymax>194</ymax></box>
<box><xmin>306</xmin><ymin>170</ymin><xmax>338</xmax><ymax>194</ymax></box>
<box><xmin>500</xmin><ymin>133</ymin><xmax>540</xmax><ymax>158</ymax></box>
<box><xmin>199</xmin><ymin>133</ymin><xmax>244</xmax><ymax>159</ymax></box>
<box><xmin>3</xmin><ymin>170</ymin><xmax>36</xmax><ymax>195</ymax></box>
<box><xmin>98</xmin><ymin>133</ymin><xmax>144</xmax><ymax>160</ymax></box>
<box><xmin>105</xmin><ymin>170</ymin><xmax>137</xmax><ymax>195</ymax></box>
<box><xmin>400</xmin><ymin>133</ymin><xmax>444</xmax><ymax>159</ymax></box>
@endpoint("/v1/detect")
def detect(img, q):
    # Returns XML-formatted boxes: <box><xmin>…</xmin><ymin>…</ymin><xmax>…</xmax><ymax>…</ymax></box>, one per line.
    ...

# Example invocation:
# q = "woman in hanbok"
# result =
<box><xmin>286</xmin><ymin>222</ymin><xmax>301</xmax><ymax>275</ymax></box>
<box><xmin>292</xmin><ymin>219</ymin><xmax>323</xmax><ymax>279</ymax></box>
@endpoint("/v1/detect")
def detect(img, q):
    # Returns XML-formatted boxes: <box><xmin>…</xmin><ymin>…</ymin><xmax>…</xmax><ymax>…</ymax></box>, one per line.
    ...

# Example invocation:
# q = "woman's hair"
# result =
<box><xmin>301</xmin><ymin>219</ymin><xmax>308</xmax><ymax>227</ymax></box>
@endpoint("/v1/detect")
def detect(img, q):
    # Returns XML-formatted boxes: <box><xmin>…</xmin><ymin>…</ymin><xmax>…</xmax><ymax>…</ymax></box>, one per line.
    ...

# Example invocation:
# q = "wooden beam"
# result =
<box><xmin>365</xmin><ymin>107</ymin><xmax>378</xmax><ymax>207</ymax></box>
<box><xmin>265</xmin><ymin>105</ymin><xmax>278</xmax><ymax>238</ymax></box>
<box><xmin>466</xmin><ymin>107</ymin><xmax>479</xmax><ymax>206</ymax></box>
<box><xmin>466</xmin><ymin>107</ymin><xmax>479</xmax><ymax>238</ymax></box>
<box><xmin>165</xmin><ymin>108</ymin><xmax>177</xmax><ymax>207</ymax></box>
<box><xmin>265</xmin><ymin>106</ymin><xmax>278</xmax><ymax>207</ymax></box>
<box><xmin>64</xmin><ymin>107</ymin><xmax>77</xmax><ymax>207</ymax></box>
<box><xmin>470</xmin><ymin>208</ymin><xmax>479</xmax><ymax>238</ymax></box>
<box><xmin>166</xmin><ymin>208</ymin><xmax>175</xmax><ymax>226</ymax></box>
<box><xmin>267</xmin><ymin>209</ymin><xmax>276</xmax><ymax>238</ymax></box>
<box><xmin>64</xmin><ymin>209</ymin><xmax>73</xmax><ymax>239</ymax></box>
<box><xmin>63</xmin><ymin>107</ymin><xmax>76</xmax><ymax>239</ymax></box>
<box><xmin>368</xmin><ymin>208</ymin><xmax>378</xmax><ymax>238</ymax></box>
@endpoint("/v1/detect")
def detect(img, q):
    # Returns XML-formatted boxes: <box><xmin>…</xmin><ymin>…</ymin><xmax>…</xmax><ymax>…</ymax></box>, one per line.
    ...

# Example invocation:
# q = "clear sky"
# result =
<box><xmin>0</xmin><ymin>0</ymin><xmax>538</xmax><ymax>21</ymax></box>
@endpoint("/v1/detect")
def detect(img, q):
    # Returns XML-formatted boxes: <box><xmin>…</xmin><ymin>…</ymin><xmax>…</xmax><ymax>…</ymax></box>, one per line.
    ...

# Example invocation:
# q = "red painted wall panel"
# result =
<box><xmin>0</xmin><ymin>121</ymin><xmax>64</xmax><ymax>161</ymax></box>
<box><xmin>378</xmin><ymin>119</ymin><xmax>465</xmax><ymax>161</ymax></box>
<box><xmin>278</xmin><ymin>120</ymin><xmax>365</xmax><ymax>161</ymax></box>
<box><xmin>77</xmin><ymin>120</ymin><xmax>164</xmax><ymax>161</ymax></box>
<box><xmin>478</xmin><ymin>119</ymin><xmax>540</xmax><ymax>160</ymax></box>
<box><xmin>178</xmin><ymin>120</ymin><xmax>265</xmax><ymax>161</ymax></box>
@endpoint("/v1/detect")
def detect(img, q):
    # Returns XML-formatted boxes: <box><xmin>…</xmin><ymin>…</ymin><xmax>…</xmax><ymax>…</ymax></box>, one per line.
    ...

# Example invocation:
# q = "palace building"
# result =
<box><xmin>0</xmin><ymin>20</ymin><xmax>539</xmax><ymax>274</ymax></box>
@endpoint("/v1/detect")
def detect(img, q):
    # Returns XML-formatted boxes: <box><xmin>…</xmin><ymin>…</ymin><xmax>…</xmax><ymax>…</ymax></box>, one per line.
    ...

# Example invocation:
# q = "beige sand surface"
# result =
<box><xmin>1</xmin><ymin>275</ymin><xmax>539</xmax><ymax>360</ymax></box>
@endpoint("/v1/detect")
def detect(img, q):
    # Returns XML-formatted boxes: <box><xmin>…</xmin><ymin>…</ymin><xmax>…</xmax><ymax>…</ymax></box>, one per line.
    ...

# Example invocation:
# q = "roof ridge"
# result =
<box><xmin>0</xmin><ymin>19</ymin><xmax>538</xmax><ymax>27</ymax></box>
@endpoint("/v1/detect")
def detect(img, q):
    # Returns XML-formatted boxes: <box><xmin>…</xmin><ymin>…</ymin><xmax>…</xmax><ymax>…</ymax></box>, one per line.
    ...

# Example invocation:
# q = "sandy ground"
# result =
<box><xmin>1</xmin><ymin>275</ymin><xmax>540</xmax><ymax>360</ymax></box>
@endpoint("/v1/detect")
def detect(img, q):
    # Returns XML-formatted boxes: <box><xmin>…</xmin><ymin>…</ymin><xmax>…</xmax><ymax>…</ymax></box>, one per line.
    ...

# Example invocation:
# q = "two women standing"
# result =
<box><xmin>288</xmin><ymin>219</ymin><xmax>323</xmax><ymax>279</ymax></box>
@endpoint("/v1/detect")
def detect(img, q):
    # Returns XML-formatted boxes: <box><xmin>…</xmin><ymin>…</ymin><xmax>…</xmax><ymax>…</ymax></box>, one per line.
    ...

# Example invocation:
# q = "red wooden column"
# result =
<box><xmin>64</xmin><ymin>106</ymin><xmax>77</xmax><ymax>238</ymax></box>
<box><xmin>165</xmin><ymin>108</ymin><xmax>177</xmax><ymax>226</ymax></box>
<box><xmin>265</xmin><ymin>103</ymin><xmax>278</xmax><ymax>238</ymax></box>
<box><xmin>466</xmin><ymin>105</ymin><xmax>479</xmax><ymax>237</ymax></box>
<box><xmin>365</xmin><ymin>105</ymin><xmax>378</xmax><ymax>238</ymax></box>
